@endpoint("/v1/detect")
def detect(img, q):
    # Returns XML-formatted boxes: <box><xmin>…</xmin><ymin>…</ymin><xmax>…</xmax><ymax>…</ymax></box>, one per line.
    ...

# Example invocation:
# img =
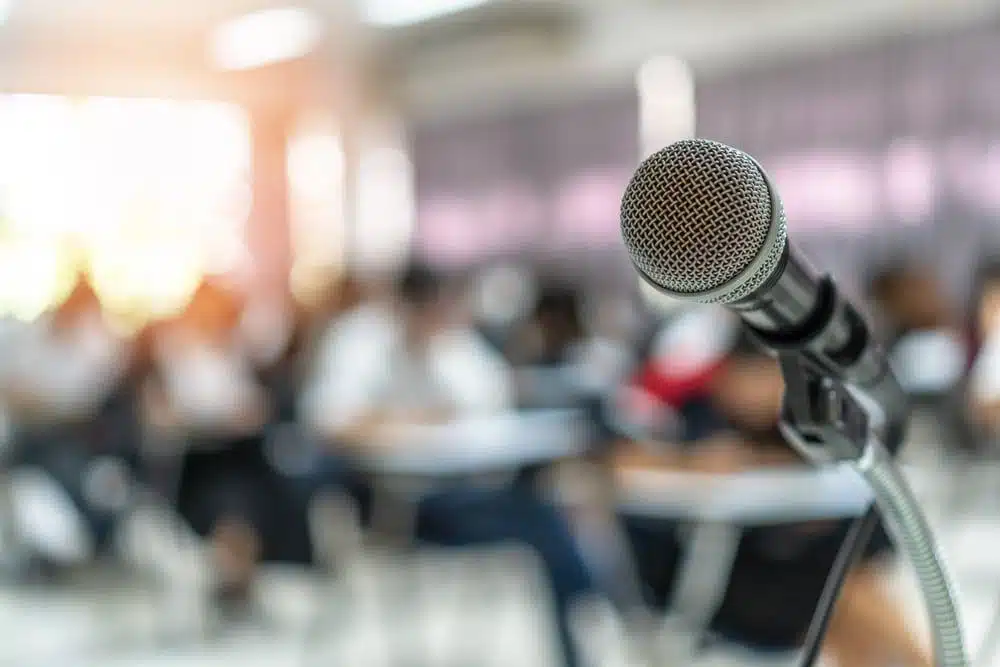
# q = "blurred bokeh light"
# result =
<box><xmin>209</xmin><ymin>7</ymin><xmax>323</xmax><ymax>71</ymax></box>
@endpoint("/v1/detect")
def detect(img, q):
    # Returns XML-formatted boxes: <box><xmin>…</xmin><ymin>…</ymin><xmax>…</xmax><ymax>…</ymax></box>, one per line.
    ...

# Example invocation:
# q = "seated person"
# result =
<box><xmin>145</xmin><ymin>281</ymin><xmax>312</xmax><ymax>618</ymax></box>
<box><xmin>868</xmin><ymin>260</ymin><xmax>972</xmax><ymax>453</ymax></box>
<box><xmin>966</xmin><ymin>260</ymin><xmax>1000</xmax><ymax>441</ymax></box>
<box><xmin>3</xmin><ymin>278</ymin><xmax>135</xmax><ymax>569</ymax></box>
<box><xmin>299</xmin><ymin>264</ymin><xmax>596</xmax><ymax>667</ymax></box>
<box><xmin>626</xmin><ymin>305</ymin><xmax>739</xmax><ymax>442</ymax></box>
<box><xmin>507</xmin><ymin>284</ymin><xmax>635</xmax><ymax>409</ymax></box>
<box><xmin>612</xmin><ymin>329</ymin><xmax>930</xmax><ymax>667</ymax></box>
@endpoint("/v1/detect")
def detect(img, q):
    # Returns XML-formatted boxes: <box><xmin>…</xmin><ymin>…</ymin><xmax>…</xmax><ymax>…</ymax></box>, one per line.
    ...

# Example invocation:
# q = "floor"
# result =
<box><xmin>2</xmin><ymin>428</ymin><xmax>1000</xmax><ymax>667</ymax></box>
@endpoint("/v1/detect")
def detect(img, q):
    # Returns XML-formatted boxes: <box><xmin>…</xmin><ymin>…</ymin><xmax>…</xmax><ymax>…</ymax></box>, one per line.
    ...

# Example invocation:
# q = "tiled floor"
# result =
<box><xmin>3</xmin><ymin>434</ymin><xmax>1000</xmax><ymax>667</ymax></box>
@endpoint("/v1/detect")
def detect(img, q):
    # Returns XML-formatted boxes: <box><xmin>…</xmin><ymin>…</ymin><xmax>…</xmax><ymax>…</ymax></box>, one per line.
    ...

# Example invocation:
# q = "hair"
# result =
<box><xmin>57</xmin><ymin>275</ymin><xmax>100</xmax><ymax>313</ymax></box>
<box><xmin>970</xmin><ymin>258</ymin><xmax>1000</xmax><ymax>304</ymax></box>
<box><xmin>535</xmin><ymin>287</ymin><xmax>572</xmax><ymax>313</ymax></box>
<box><xmin>534</xmin><ymin>285</ymin><xmax>583</xmax><ymax>329</ymax></box>
<box><xmin>866</xmin><ymin>261</ymin><xmax>909</xmax><ymax>305</ymax></box>
<box><xmin>178</xmin><ymin>279</ymin><xmax>245</xmax><ymax>334</ymax></box>
<box><xmin>399</xmin><ymin>263</ymin><xmax>442</xmax><ymax>306</ymax></box>
<box><xmin>717</xmin><ymin>325</ymin><xmax>788</xmax><ymax>449</ymax></box>
<box><xmin>865</xmin><ymin>255</ymin><xmax>940</xmax><ymax>308</ymax></box>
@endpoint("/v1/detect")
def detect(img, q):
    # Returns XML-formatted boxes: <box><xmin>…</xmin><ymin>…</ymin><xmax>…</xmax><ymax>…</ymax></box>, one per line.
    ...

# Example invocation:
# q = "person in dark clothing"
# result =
<box><xmin>146</xmin><ymin>282</ymin><xmax>313</xmax><ymax>617</ymax></box>
<box><xmin>615</xmin><ymin>328</ymin><xmax>929</xmax><ymax>667</ymax></box>
<box><xmin>3</xmin><ymin>278</ymin><xmax>136</xmax><ymax>569</ymax></box>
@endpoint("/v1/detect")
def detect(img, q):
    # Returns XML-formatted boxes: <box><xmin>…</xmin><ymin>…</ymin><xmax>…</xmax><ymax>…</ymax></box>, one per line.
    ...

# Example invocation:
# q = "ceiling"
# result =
<box><xmin>9</xmin><ymin>0</ymin><xmax>251</xmax><ymax>31</ymax></box>
<box><xmin>377</xmin><ymin>0</ymin><xmax>1000</xmax><ymax>120</ymax></box>
<box><xmin>0</xmin><ymin>0</ymin><xmax>361</xmax><ymax>108</ymax></box>
<box><xmin>0</xmin><ymin>0</ymin><xmax>998</xmax><ymax>117</ymax></box>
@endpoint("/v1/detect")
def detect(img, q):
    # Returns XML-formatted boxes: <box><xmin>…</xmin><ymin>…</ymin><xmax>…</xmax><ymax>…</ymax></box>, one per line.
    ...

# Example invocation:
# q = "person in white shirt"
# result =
<box><xmin>300</xmin><ymin>265</ymin><xmax>596</xmax><ymax>667</ymax></box>
<box><xmin>146</xmin><ymin>281</ymin><xmax>312</xmax><ymax>617</ymax></box>
<box><xmin>3</xmin><ymin>281</ymin><xmax>128</xmax><ymax>424</ymax></box>
<box><xmin>301</xmin><ymin>268</ymin><xmax>513</xmax><ymax>444</ymax></box>
<box><xmin>3</xmin><ymin>279</ymin><xmax>135</xmax><ymax>569</ymax></box>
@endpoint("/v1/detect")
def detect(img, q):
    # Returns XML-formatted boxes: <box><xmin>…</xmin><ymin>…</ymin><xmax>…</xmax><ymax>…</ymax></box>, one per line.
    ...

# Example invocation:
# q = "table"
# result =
<box><xmin>348</xmin><ymin>408</ymin><xmax>592</xmax><ymax>477</ymax></box>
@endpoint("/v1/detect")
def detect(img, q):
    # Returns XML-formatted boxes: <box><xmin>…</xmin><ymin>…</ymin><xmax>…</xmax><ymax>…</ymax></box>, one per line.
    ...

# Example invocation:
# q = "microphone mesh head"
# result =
<box><xmin>620</xmin><ymin>139</ymin><xmax>786</xmax><ymax>304</ymax></box>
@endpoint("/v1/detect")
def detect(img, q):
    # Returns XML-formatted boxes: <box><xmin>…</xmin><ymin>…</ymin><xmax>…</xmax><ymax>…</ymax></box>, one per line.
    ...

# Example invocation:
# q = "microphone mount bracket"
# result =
<box><xmin>774</xmin><ymin>350</ymin><xmax>968</xmax><ymax>667</ymax></box>
<box><xmin>777</xmin><ymin>352</ymin><xmax>871</xmax><ymax>466</ymax></box>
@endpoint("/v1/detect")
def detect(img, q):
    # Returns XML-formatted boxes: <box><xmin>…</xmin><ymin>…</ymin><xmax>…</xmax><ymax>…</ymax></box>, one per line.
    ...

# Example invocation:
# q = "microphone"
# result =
<box><xmin>619</xmin><ymin>139</ymin><xmax>908</xmax><ymax>451</ymax></box>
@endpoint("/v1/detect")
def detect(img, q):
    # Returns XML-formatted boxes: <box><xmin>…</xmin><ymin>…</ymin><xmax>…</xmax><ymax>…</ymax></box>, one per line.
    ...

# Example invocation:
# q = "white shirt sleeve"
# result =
<box><xmin>299</xmin><ymin>307</ymin><xmax>397</xmax><ymax>435</ymax></box>
<box><xmin>13</xmin><ymin>315</ymin><xmax>126</xmax><ymax>417</ymax></box>
<box><xmin>431</xmin><ymin>330</ymin><xmax>515</xmax><ymax>414</ymax></box>
<box><xmin>160</xmin><ymin>345</ymin><xmax>262</xmax><ymax>428</ymax></box>
<box><xmin>891</xmin><ymin>330</ymin><xmax>966</xmax><ymax>394</ymax></box>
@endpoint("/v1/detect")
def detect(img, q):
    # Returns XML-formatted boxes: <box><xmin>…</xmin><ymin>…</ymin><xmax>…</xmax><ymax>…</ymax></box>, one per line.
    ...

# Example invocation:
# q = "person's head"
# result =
<box><xmin>398</xmin><ymin>263</ymin><xmax>452</xmax><ymax>343</ymax></box>
<box><xmin>970</xmin><ymin>258</ymin><xmax>1000</xmax><ymax>343</ymax></box>
<box><xmin>533</xmin><ymin>285</ymin><xmax>584</xmax><ymax>355</ymax></box>
<box><xmin>52</xmin><ymin>276</ymin><xmax>101</xmax><ymax>329</ymax></box>
<box><xmin>177</xmin><ymin>280</ymin><xmax>244</xmax><ymax>345</ymax></box>
<box><xmin>868</xmin><ymin>261</ymin><xmax>951</xmax><ymax>334</ymax></box>
<box><xmin>710</xmin><ymin>329</ymin><xmax>784</xmax><ymax>433</ymax></box>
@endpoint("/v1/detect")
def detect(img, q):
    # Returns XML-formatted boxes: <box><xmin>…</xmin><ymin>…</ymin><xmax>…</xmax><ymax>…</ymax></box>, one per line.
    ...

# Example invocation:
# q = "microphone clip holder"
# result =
<box><xmin>776</xmin><ymin>352</ymin><xmax>871</xmax><ymax>466</ymax></box>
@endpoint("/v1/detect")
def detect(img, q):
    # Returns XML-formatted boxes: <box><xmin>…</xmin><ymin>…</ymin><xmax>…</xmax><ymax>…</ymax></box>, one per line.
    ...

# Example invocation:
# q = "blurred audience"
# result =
<box><xmin>0</xmin><ymin>248</ymin><xmax>978</xmax><ymax>666</ymax></box>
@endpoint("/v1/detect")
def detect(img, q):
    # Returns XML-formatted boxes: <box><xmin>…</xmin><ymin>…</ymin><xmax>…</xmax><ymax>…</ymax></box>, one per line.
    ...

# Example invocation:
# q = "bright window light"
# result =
<box><xmin>636</xmin><ymin>55</ymin><xmax>695</xmax><ymax>158</ymax></box>
<box><xmin>0</xmin><ymin>0</ymin><xmax>12</xmax><ymax>26</ymax></box>
<box><xmin>0</xmin><ymin>94</ymin><xmax>250</xmax><ymax>322</ymax></box>
<box><xmin>210</xmin><ymin>7</ymin><xmax>322</xmax><ymax>70</ymax></box>
<box><xmin>288</xmin><ymin>119</ymin><xmax>347</xmax><ymax>304</ymax></box>
<box><xmin>361</xmin><ymin>0</ymin><xmax>490</xmax><ymax>27</ymax></box>
<box><xmin>355</xmin><ymin>145</ymin><xmax>415</xmax><ymax>272</ymax></box>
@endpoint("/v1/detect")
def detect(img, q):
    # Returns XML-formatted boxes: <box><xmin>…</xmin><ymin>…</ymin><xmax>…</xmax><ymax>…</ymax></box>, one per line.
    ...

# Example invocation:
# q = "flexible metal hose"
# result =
<box><xmin>855</xmin><ymin>442</ymin><xmax>968</xmax><ymax>667</ymax></box>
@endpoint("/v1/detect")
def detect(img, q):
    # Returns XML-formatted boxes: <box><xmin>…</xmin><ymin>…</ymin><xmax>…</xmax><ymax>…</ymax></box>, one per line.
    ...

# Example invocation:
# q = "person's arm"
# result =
<box><xmin>434</xmin><ymin>330</ymin><xmax>516</xmax><ymax>414</ymax></box>
<box><xmin>971</xmin><ymin>400</ymin><xmax>1000</xmax><ymax>432</ymax></box>
<box><xmin>141</xmin><ymin>376</ymin><xmax>179</xmax><ymax>433</ymax></box>
<box><xmin>968</xmin><ymin>336</ymin><xmax>1000</xmax><ymax>432</ymax></box>
<box><xmin>298</xmin><ymin>317</ymin><xmax>405</xmax><ymax>447</ymax></box>
<box><xmin>823</xmin><ymin>563</ymin><xmax>932</xmax><ymax>667</ymax></box>
<box><xmin>610</xmin><ymin>432</ymin><xmax>795</xmax><ymax>475</ymax></box>
<box><xmin>7</xmin><ymin>321</ymin><xmax>126</xmax><ymax>420</ymax></box>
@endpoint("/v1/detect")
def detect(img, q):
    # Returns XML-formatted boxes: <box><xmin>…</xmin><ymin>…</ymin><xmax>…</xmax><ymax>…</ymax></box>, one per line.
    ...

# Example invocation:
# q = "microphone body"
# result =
<box><xmin>620</xmin><ymin>140</ymin><xmax>907</xmax><ymax>450</ymax></box>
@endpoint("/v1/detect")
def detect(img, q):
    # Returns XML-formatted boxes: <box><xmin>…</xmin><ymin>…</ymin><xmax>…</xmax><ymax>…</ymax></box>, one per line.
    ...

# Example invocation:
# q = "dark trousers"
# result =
<box><xmin>12</xmin><ymin>433</ymin><xmax>122</xmax><ymax>554</ymax></box>
<box><xmin>416</xmin><ymin>487</ymin><xmax>594</xmax><ymax>667</ymax></box>
<box><xmin>177</xmin><ymin>436</ymin><xmax>314</xmax><ymax>564</ymax></box>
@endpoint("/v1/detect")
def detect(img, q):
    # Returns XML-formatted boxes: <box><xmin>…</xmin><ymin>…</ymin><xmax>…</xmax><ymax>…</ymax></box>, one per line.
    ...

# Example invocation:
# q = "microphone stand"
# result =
<box><xmin>776</xmin><ymin>353</ymin><xmax>968</xmax><ymax>667</ymax></box>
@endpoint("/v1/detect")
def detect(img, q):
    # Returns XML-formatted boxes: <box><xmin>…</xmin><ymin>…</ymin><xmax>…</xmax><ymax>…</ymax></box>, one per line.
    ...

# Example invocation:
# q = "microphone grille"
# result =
<box><xmin>620</xmin><ymin>139</ymin><xmax>784</xmax><ymax>303</ymax></box>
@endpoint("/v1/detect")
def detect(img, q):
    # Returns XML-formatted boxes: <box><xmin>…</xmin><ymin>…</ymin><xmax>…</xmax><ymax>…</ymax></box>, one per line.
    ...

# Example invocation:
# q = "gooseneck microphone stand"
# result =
<box><xmin>776</xmin><ymin>353</ymin><xmax>968</xmax><ymax>667</ymax></box>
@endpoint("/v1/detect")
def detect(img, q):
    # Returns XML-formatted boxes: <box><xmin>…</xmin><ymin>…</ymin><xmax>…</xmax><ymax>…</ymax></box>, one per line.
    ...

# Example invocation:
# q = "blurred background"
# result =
<box><xmin>2</xmin><ymin>0</ymin><xmax>1000</xmax><ymax>666</ymax></box>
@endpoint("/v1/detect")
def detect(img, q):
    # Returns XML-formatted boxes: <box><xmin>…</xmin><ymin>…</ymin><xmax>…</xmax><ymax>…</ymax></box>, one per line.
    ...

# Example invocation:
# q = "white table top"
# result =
<box><xmin>616</xmin><ymin>463</ymin><xmax>875</xmax><ymax>524</ymax></box>
<box><xmin>350</xmin><ymin>408</ymin><xmax>592</xmax><ymax>476</ymax></box>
